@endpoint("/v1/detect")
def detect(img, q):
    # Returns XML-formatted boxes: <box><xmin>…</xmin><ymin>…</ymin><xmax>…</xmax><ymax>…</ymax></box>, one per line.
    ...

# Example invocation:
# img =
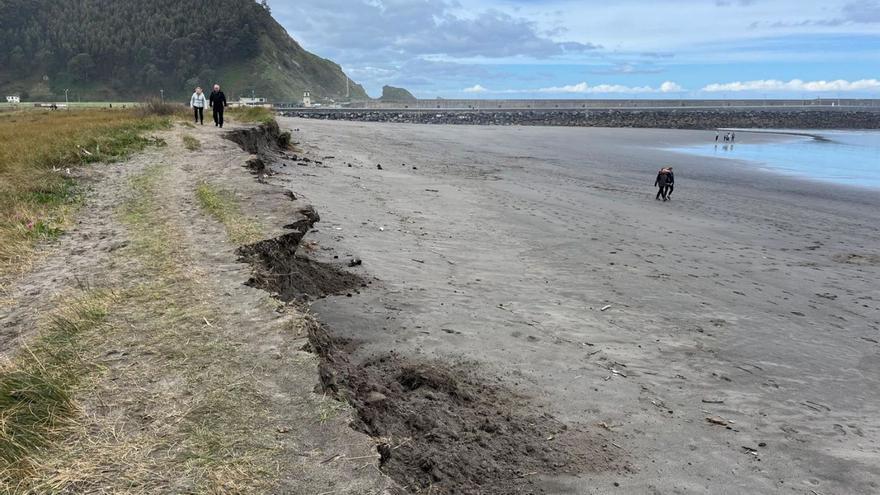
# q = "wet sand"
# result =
<box><xmin>278</xmin><ymin>118</ymin><xmax>880</xmax><ymax>494</ymax></box>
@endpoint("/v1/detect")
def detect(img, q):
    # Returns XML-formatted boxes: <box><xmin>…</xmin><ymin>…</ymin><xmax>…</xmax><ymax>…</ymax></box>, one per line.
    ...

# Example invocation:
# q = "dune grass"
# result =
<box><xmin>0</xmin><ymin>109</ymin><xmax>170</xmax><ymax>286</ymax></box>
<box><xmin>0</xmin><ymin>290</ymin><xmax>115</xmax><ymax>482</ymax></box>
<box><xmin>227</xmin><ymin>106</ymin><xmax>275</xmax><ymax>124</ymax></box>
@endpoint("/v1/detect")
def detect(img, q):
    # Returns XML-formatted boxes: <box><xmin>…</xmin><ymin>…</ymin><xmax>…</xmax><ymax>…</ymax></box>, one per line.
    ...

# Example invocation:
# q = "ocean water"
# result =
<box><xmin>671</xmin><ymin>130</ymin><xmax>880</xmax><ymax>189</ymax></box>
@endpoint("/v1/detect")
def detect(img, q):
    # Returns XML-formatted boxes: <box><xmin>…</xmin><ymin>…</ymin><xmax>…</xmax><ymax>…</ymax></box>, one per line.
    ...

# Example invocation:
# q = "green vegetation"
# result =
<box><xmin>195</xmin><ymin>182</ymin><xmax>263</xmax><ymax>245</ymax></box>
<box><xmin>0</xmin><ymin>0</ymin><xmax>368</xmax><ymax>101</ymax></box>
<box><xmin>0</xmin><ymin>110</ymin><xmax>170</xmax><ymax>283</ymax></box>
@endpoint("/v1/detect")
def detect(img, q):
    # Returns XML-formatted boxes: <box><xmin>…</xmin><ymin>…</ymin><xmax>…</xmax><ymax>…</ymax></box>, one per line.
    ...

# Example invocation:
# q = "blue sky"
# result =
<box><xmin>269</xmin><ymin>0</ymin><xmax>880</xmax><ymax>99</ymax></box>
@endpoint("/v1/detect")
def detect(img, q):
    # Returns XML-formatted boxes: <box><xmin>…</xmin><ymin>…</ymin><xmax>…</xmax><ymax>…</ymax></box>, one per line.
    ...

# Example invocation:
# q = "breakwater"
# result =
<box><xmin>281</xmin><ymin>108</ymin><xmax>880</xmax><ymax>130</ymax></box>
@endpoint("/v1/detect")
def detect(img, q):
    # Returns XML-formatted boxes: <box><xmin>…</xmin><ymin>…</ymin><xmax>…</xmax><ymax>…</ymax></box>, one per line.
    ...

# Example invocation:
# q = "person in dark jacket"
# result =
<box><xmin>655</xmin><ymin>168</ymin><xmax>670</xmax><ymax>201</ymax></box>
<box><xmin>665</xmin><ymin>167</ymin><xmax>675</xmax><ymax>199</ymax></box>
<box><xmin>209</xmin><ymin>84</ymin><xmax>227</xmax><ymax>128</ymax></box>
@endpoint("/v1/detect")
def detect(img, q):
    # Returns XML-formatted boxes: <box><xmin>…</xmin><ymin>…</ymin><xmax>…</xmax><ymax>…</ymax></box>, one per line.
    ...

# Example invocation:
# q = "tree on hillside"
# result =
<box><xmin>67</xmin><ymin>53</ymin><xmax>95</xmax><ymax>82</ymax></box>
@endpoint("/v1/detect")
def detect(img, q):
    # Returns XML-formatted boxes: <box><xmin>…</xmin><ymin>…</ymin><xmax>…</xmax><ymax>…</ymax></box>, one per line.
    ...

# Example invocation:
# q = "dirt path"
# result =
<box><xmin>0</xmin><ymin>122</ymin><xmax>394</xmax><ymax>493</ymax></box>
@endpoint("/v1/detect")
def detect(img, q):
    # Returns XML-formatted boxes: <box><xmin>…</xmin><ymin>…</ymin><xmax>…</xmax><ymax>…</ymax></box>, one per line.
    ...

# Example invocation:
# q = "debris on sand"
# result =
<box><xmin>706</xmin><ymin>416</ymin><xmax>730</xmax><ymax>426</ymax></box>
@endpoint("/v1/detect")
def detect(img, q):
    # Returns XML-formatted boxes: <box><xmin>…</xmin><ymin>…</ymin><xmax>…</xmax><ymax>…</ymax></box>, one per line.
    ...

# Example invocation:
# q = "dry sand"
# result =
<box><xmin>276</xmin><ymin>118</ymin><xmax>880</xmax><ymax>494</ymax></box>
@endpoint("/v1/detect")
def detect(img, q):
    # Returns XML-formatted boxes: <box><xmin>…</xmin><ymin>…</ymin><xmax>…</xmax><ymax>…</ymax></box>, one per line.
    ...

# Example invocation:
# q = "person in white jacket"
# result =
<box><xmin>191</xmin><ymin>87</ymin><xmax>206</xmax><ymax>125</ymax></box>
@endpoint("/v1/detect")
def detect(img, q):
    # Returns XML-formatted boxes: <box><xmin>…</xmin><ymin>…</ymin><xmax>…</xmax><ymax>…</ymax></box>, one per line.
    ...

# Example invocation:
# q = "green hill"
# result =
<box><xmin>0</xmin><ymin>0</ymin><xmax>367</xmax><ymax>102</ymax></box>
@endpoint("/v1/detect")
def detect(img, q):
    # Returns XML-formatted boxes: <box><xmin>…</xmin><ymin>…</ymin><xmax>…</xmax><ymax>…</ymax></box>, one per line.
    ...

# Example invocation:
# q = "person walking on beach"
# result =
<box><xmin>191</xmin><ymin>86</ymin><xmax>206</xmax><ymax>125</ymax></box>
<box><xmin>655</xmin><ymin>168</ymin><xmax>671</xmax><ymax>201</ymax></box>
<box><xmin>209</xmin><ymin>84</ymin><xmax>227</xmax><ymax>128</ymax></box>
<box><xmin>665</xmin><ymin>167</ymin><xmax>675</xmax><ymax>199</ymax></box>
<box><xmin>715</xmin><ymin>131</ymin><xmax>719</xmax><ymax>142</ymax></box>
<box><xmin>731</xmin><ymin>132</ymin><xmax>736</xmax><ymax>142</ymax></box>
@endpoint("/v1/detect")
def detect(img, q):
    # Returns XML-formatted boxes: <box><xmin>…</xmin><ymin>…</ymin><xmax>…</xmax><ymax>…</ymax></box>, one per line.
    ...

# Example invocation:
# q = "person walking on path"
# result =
<box><xmin>191</xmin><ymin>87</ymin><xmax>206</xmax><ymax>125</ymax></box>
<box><xmin>209</xmin><ymin>84</ymin><xmax>227</xmax><ymax>128</ymax></box>
<box><xmin>655</xmin><ymin>168</ymin><xmax>671</xmax><ymax>201</ymax></box>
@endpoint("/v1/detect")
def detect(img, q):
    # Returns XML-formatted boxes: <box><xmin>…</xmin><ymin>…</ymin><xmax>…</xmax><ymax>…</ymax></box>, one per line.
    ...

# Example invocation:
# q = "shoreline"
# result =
<box><xmin>669</xmin><ymin>129</ymin><xmax>880</xmax><ymax>190</ymax></box>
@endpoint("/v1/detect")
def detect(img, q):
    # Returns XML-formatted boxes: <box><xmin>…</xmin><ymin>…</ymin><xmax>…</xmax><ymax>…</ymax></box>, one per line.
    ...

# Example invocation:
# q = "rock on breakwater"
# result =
<box><xmin>283</xmin><ymin>108</ymin><xmax>880</xmax><ymax>130</ymax></box>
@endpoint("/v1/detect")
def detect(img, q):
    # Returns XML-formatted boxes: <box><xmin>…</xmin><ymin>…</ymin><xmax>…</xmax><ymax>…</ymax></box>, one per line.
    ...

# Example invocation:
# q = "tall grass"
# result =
<box><xmin>136</xmin><ymin>98</ymin><xmax>184</xmax><ymax>117</ymax></box>
<box><xmin>0</xmin><ymin>109</ymin><xmax>170</xmax><ymax>282</ymax></box>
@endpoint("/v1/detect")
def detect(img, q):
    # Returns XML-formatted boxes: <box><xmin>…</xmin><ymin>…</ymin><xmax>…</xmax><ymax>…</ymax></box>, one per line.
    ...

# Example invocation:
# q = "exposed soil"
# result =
<box><xmin>224</xmin><ymin>119</ymin><xmax>287</xmax><ymax>155</ymax></box>
<box><xmin>237</xmin><ymin>232</ymin><xmax>365</xmax><ymax>302</ymax></box>
<box><xmin>310</xmin><ymin>320</ymin><xmax>624</xmax><ymax>494</ymax></box>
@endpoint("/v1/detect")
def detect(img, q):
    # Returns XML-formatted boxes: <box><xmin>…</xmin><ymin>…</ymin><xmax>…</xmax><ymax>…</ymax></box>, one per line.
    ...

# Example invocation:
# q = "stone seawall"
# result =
<box><xmin>282</xmin><ymin>109</ymin><xmax>880</xmax><ymax>130</ymax></box>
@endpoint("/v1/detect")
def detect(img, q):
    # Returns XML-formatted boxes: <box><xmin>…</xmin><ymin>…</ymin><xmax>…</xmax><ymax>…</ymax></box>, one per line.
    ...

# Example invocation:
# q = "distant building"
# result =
<box><xmin>302</xmin><ymin>91</ymin><xmax>312</xmax><ymax>108</ymax></box>
<box><xmin>6</xmin><ymin>95</ymin><xmax>20</xmax><ymax>103</ymax></box>
<box><xmin>239</xmin><ymin>96</ymin><xmax>267</xmax><ymax>105</ymax></box>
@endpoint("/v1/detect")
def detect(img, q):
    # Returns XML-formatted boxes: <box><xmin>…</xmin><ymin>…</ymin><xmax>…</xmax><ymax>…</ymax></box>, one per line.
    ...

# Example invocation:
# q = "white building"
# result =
<box><xmin>5</xmin><ymin>95</ymin><xmax>20</xmax><ymax>103</ymax></box>
<box><xmin>239</xmin><ymin>96</ymin><xmax>267</xmax><ymax>105</ymax></box>
<box><xmin>302</xmin><ymin>91</ymin><xmax>312</xmax><ymax>108</ymax></box>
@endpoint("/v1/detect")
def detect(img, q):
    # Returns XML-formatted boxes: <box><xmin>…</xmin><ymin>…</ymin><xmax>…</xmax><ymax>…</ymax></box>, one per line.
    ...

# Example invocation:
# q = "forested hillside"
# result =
<box><xmin>0</xmin><ymin>0</ymin><xmax>367</xmax><ymax>101</ymax></box>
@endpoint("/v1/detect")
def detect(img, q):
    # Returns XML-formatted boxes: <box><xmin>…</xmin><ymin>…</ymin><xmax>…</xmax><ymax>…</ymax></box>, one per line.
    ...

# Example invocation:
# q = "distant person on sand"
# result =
<box><xmin>731</xmin><ymin>132</ymin><xmax>736</xmax><ymax>142</ymax></box>
<box><xmin>655</xmin><ymin>168</ymin><xmax>671</xmax><ymax>201</ymax></box>
<box><xmin>665</xmin><ymin>167</ymin><xmax>675</xmax><ymax>199</ymax></box>
<box><xmin>209</xmin><ymin>84</ymin><xmax>227</xmax><ymax>128</ymax></box>
<box><xmin>715</xmin><ymin>131</ymin><xmax>719</xmax><ymax>142</ymax></box>
<box><xmin>191</xmin><ymin>86</ymin><xmax>206</xmax><ymax>125</ymax></box>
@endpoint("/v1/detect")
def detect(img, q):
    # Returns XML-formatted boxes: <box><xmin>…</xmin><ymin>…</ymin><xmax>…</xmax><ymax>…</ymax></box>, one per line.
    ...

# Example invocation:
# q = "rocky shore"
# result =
<box><xmin>282</xmin><ymin>108</ymin><xmax>880</xmax><ymax>129</ymax></box>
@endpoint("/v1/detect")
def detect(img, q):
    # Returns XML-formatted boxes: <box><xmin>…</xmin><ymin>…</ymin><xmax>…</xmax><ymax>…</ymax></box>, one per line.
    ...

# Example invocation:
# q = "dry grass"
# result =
<box><xmin>0</xmin><ymin>109</ymin><xmax>169</xmax><ymax>287</ymax></box>
<box><xmin>195</xmin><ymin>182</ymin><xmax>264</xmax><ymax>245</ymax></box>
<box><xmin>182</xmin><ymin>134</ymin><xmax>202</xmax><ymax>151</ymax></box>
<box><xmin>0</xmin><ymin>290</ymin><xmax>116</xmax><ymax>485</ymax></box>
<box><xmin>1</xmin><ymin>164</ymin><xmax>286</xmax><ymax>492</ymax></box>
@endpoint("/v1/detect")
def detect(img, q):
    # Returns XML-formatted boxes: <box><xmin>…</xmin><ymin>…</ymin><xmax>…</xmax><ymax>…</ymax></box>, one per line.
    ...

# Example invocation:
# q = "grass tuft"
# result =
<box><xmin>195</xmin><ymin>182</ymin><xmax>263</xmax><ymax>245</ymax></box>
<box><xmin>182</xmin><ymin>134</ymin><xmax>201</xmax><ymax>151</ymax></box>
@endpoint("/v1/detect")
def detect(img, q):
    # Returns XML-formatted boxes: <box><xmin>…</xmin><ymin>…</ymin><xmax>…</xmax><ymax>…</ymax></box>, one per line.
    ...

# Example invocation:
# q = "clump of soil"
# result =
<box><xmin>237</xmin><ymin>232</ymin><xmax>364</xmax><ymax>302</ymax></box>
<box><xmin>308</xmin><ymin>324</ymin><xmax>623</xmax><ymax>494</ymax></box>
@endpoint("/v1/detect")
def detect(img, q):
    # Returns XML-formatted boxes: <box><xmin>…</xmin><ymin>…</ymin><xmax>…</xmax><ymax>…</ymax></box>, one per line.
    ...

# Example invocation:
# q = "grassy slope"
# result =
<box><xmin>217</xmin><ymin>23</ymin><xmax>368</xmax><ymax>101</ymax></box>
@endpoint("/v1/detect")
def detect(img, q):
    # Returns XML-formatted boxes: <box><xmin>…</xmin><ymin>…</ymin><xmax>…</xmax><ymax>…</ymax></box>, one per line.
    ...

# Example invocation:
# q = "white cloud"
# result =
<box><xmin>536</xmin><ymin>81</ymin><xmax>685</xmax><ymax>94</ymax></box>
<box><xmin>660</xmin><ymin>81</ymin><xmax>684</xmax><ymax>92</ymax></box>
<box><xmin>463</xmin><ymin>84</ymin><xmax>489</xmax><ymax>93</ymax></box>
<box><xmin>702</xmin><ymin>78</ymin><xmax>880</xmax><ymax>92</ymax></box>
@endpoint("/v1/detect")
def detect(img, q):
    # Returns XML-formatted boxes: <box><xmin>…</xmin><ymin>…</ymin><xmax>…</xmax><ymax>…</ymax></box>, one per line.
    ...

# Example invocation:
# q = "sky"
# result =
<box><xmin>269</xmin><ymin>0</ymin><xmax>880</xmax><ymax>99</ymax></box>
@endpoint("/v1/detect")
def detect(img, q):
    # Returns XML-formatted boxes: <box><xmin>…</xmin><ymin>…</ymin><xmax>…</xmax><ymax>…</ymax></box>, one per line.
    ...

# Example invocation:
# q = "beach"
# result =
<box><xmin>275</xmin><ymin>118</ymin><xmax>880</xmax><ymax>494</ymax></box>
